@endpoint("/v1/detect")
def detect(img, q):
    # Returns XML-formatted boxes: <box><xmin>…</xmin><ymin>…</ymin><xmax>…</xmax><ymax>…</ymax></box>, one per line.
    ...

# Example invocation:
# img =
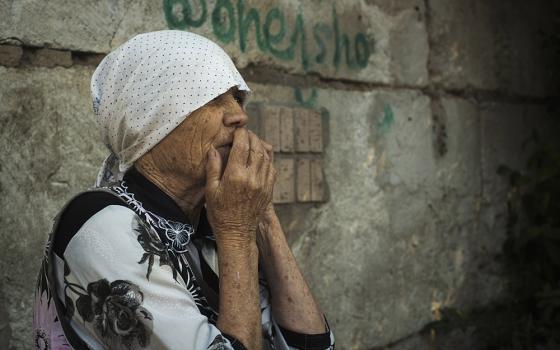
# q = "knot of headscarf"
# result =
<box><xmin>91</xmin><ymin>30</ymin><xmax>250</xmax><ymax>187</ymax></box>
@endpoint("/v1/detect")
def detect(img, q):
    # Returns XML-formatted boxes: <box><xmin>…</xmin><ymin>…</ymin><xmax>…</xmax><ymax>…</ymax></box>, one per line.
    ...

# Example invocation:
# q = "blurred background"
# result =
<box><xmin>1</xmin><ymin>0</ymin><xmax>560</xmax><ymax>349</ymax></box>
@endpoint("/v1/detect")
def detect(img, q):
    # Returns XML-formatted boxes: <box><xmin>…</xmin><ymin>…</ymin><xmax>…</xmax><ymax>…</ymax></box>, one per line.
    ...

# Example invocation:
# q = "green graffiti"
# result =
<box><xmin>377</xmin><ymin>104</ymin><xmax>395</xmax><ymax>134</ymax></box>
<box><xmin>164</xmin><ymin>0</ymin><xmax>207</xmax><ymax>29</ymax></box>
<box><xmin>313</xmin><ymin>24</ymin><xmax>330</xmax><ymax>64</ymax></box>
<box><xmin>291</xmin><ymin>14</ymin><xmax>309</xmax><ymax>70</ymax></box>
<box><xmin>332</xmin><ymin>7</ymin><xmax>351</xmax><ymax>68</ymax></box>
<box><xmin>354</xmin><ymin>33</ymin><xmax>370</xmax><ymax>68</ymax></box>
<box><xmin>163</xmin><ymin>0</ymin><xmax>373</xmax><ymax>71</ymax></box>
<box><xmin>212</xmin><ymin>0</ymin><xmax>235</xmax><ymax>43</ymax></box>
<box><xmin>265</xmin><ymin>13</ymin><xmax>309</xmax><ymax>69</ymax></box>
<box><xmin>294</xmin><ymin>87</ymin><xmax>318</xmax><ymax>107</ymax></box>
<box><xmin>237</xmin><ymin>0</ymin><xmax>267</xmax><ymax>52</ymax></box>
<box><xmin>264</xmin><ymin>8</ymin><xmax>287</xmax><ymax>55</ymax></box>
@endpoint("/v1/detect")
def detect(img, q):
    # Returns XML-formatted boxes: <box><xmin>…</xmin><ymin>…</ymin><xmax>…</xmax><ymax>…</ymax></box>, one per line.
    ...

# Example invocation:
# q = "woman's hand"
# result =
<box><xmin>206</xmin><ymin>129</ymin><xmax>274</xmax><ymax>349</ymax></box>
<box><xmin>205</xmin><ymin>128</ymin><xmax>276</xmax><ymax>245</ymax></box>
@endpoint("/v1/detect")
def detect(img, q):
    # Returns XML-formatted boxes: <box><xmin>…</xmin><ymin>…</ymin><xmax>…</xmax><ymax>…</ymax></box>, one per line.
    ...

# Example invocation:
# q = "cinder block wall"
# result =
<box><xmin>1</xmin><ymin>1</ymin><xmax>559</xmax><ymax>349</ymax></box>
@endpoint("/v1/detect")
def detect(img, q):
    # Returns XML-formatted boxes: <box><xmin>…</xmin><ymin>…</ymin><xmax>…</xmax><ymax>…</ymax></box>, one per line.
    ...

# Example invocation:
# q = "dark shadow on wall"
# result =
<box><xmin>394</xmin><ymin>128</ymin><xmax>560</xmax><ymax>350</ymax></box>
<box><xmin>0</xmin><ymin>283</ymin><xmax>12</xmax><ymax>350</ymax></box>
<box><xmin>403</xmin><ymin>0</ymin><xmax>560</xmax><ymax>347</ymax></box>
<box><xmin>434</xmin><ymin>133</ymin><xmax>560</xmax><ymax>350</ymax></box>
<box><xmin>369</xmin><ymin>116</ymin><xmax>560</xmax><ymax>349</ymax></box>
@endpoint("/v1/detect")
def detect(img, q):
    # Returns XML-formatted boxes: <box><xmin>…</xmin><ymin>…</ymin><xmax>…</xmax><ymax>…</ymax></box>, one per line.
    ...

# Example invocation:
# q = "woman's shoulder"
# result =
<box><xmin>52</xmin><ymin>190</ymin><xmax>134</xmax><ymax>257</ymax></box>
<box><xmin>79</xmin><ymin>204</ymin><xmax>137</xmax><ymax>233</ymax></box>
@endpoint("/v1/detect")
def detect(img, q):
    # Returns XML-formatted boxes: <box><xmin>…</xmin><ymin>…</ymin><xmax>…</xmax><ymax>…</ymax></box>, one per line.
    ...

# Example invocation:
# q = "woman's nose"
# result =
<box><xmin>223</xmin><ymin>109</ymin><xmax>248</xmax><ymax>128</ymax></box>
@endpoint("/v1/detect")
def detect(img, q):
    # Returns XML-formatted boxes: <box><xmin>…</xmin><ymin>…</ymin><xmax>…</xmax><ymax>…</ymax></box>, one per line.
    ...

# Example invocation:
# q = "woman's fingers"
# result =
<box><xmin>266</xmin><ymin>161</ymin><xmax>277</xmax><ymax>194</ymax></box>
<box><xmin>205</xmin><ymin>146</ymin><xmax>223</xmax><ymax>193</ymax></box>
<box><xmin>258</xmin><ymin>141</ymin><xmax>272</xmax><ymax>186</ymax></box>
<box><xmin>264</xmin><ymin>140</ymin><xmax>273</xmax><ymax>163</ymax></box>
<box><xmin>248</xmin><ymin>131</ymin><xmax>267</xmax><ymax>171</ymax></box>
<box><xmin>224</xmin><ymin>129</ymin><xmax>273</xmax><ymax>198</ymax></box>
<box><xmin>206</xmin><ymin>130</ymin><xmax>276</xmax><ymax>240</ymax></box>
<box><xmin>228</xmin><ymin>128</ymin><xmax>250</xmax><ymax>168</ymax></box>
<box><xmin>261</xmin><ymin>140</ymin><xmax>273</xmax><ymax>163</ymax></box>
<box><xmin>253</xmin><ymin>137</ymin><xmax>275</xmax><ymax>199</ymax></box>
<box><xmin>261</xmin><ymin>140</ymin><xmax>272</xmax><ymax>153</ymax></box>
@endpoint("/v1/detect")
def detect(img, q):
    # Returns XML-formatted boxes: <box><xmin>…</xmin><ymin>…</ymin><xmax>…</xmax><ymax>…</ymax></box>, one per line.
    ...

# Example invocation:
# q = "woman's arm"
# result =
<box><xmin>257</xmin><ymin>205</ymin><xmax>327</xmax><ymax>334</ymax></box>
<box><xmin>214</xmin><ymin>236</ymin><xmax>261</xmax><ymax>349</ymax></box>
<box><xmin>205</xmin><ymin>129</ymin><xmax>276</xmax><ymax>350</ymax></box>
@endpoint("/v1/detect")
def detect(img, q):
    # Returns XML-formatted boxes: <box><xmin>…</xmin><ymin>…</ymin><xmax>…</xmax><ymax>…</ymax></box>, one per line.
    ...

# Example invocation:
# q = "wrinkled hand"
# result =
<box><xmin>205</xmin><ymin>128</ymin><xmax>276</xmax><ymax>244</ymax></box>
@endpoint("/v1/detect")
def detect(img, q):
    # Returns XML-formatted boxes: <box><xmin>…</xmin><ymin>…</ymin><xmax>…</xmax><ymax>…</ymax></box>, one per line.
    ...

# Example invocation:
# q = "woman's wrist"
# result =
<box><xmin>259</xmin><ymin>204</ymin><xmax>281</xmax><ymax>235</ymax></box>
<box><xmin>211</xmin><ymin>217</ymin><xmax>257</xmax><ymax>241</ymax></box>
<box><xmin>215</xmin><ymin>226</ymin><xmax>258</xmax><ymax>252</ymax></box>
<box><xmin>257</xmin><ymin>205</ymin><xmax>289</xmax><ymax>265</ymax></box>
<box><xmin>261</xmin><ymin>203</ymin><xmax>277</xmax><ymax>223</ymax></box>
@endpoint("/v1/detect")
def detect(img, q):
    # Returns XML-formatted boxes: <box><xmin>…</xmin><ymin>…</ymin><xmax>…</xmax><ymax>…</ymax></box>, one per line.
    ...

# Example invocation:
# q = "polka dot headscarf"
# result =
<box><xmin>91</xmin><ymin>30</ymin><xmax>250</xmax><ymax>186</ymax></box>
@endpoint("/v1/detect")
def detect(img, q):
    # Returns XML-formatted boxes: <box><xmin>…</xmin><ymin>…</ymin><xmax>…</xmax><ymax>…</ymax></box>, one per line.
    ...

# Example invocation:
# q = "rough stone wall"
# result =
<box><xmin>1</xmin><ymin>1</ymin><xmax>559</xmax><ymax>349</ymax></box>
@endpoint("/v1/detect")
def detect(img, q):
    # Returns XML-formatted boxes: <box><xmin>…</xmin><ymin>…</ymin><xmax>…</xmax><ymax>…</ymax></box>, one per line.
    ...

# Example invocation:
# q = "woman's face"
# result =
<box><xmin>146</xmin><ymin>87</ymin><xmax>248</xmax><ymax>184</ymax></box>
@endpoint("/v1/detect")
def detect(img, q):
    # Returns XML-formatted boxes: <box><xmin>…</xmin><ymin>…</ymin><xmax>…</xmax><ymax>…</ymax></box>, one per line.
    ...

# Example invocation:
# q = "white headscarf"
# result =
<box><xmin>91</xmin><ymin>30</ymin><xmax>250</xmax><ymax>187</ymax></box>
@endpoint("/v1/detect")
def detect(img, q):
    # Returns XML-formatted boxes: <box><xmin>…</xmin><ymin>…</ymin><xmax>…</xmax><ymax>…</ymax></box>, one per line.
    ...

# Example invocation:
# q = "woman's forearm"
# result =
<box><xmin>257</xmin><ymin>209</ymin><xmax>326</xmax><ymax>333</ymax></box>
<box><xmin>216</xmin><ymin>236</ymin><xmax>261</xmax><ymax>350</ymax></box>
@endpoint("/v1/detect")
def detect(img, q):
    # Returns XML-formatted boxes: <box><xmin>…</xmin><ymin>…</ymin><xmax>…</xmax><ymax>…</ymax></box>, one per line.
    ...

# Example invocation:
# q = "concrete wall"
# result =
<box><xmin>1</xmin><ymin>0</ymin><xmax>559</xmax><ymax>349</ymax></box>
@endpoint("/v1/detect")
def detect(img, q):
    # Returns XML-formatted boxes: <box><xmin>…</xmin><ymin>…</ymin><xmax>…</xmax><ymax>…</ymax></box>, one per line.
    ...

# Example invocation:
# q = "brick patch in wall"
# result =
<box><xmin>310</xmin><ymin>159</ymin><xmax>325</xmax><ymax>201</ymax></box>
<box><xmin>308</xmin><ymin>110</ymin><xmax>323</xmax><ymax>153</ymax></box>
<box><xmin>296</xmin><ymin>159</ymin><xmax>311</xmax><ymax>202</ymax></box>
<box><xmin>247</xmin><ymin>103</ymin><xmax>327</xmax><ymax>204</ymax></box>
<box><xmin>279</xmin><ymin>107</ymin><xmax>294</xmax><ymax>152</ymax></box>
<box><xmin>295</xmin><ymin>110</ymin><xmax>309</xmax><ymax>152</ymax></box>
<box><xmin>274</xmin><ymin>158</ymin><xmax>295</xmax><ymax>203</ymax></box>
<box><xmin>261</xmin><ymin>105</ymin><xmax>281</xmax><ymax>152</ymax></box>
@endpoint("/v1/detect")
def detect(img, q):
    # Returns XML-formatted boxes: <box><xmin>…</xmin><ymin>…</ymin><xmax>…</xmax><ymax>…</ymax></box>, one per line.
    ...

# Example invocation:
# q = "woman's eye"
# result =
<box><xmin>234</xmin><ymin>94</ymin><xmax>244</xmax><ymax>105</ymax></box>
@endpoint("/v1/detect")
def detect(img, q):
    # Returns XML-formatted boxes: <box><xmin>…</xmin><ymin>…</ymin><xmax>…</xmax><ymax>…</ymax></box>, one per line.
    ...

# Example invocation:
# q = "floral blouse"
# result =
<box><xmin>33</xmin><ymin>168</ymin><xmax>334</xmax><ymax>349</ymax></box>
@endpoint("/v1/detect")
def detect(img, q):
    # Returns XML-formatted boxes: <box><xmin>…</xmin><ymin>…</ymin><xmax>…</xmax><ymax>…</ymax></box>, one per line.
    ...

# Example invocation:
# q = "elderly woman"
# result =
<box><xmin>33</xmin><ymin>31</ymin><xmax>334</xmax><ymax>350</ymax></box>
